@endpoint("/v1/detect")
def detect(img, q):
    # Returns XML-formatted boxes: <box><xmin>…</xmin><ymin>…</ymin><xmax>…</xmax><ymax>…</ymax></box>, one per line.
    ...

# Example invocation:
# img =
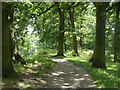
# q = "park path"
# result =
<box><xmin>34</xmin><ymin>57</ymin><xmax>97</xmax><ymax>88</ymax></box>
<box><xmin>16</xmin><ymin>57</ymin><xmax>97</xmax><ymax>88</ymax></box>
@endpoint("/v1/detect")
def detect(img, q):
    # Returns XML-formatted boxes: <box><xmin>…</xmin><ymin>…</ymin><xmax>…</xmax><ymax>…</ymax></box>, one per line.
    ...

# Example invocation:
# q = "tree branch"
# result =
<box><xmin>106</xmin><ymin>3</ymin><xmax>117</xmax><ymax>12</ymax></box>
<box><xmin>67</xmin><ymin>2</ymin><xmax>81</xmax><ymax>10</ymax></box>
<box><xmin>32</xmin><ymin>3</ymin><xmax>58</xmax><ymax>17</ymax></box>
<box><xmin>38</xmin><ymin>3</ymin><xmax>57</xmax><ymax>16</ymax></box>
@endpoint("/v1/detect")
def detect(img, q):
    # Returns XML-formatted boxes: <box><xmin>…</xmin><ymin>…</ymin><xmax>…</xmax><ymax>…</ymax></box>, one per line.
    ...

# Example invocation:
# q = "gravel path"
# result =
<box><xmin>35</xmin><ymin>57</ymin><xmax>97</xmax><ymax>88</ymax></box>
<box><xmin>16</xmin><ymin>57</ymin><xmax>97</xmax><ymax>89</ymax></box>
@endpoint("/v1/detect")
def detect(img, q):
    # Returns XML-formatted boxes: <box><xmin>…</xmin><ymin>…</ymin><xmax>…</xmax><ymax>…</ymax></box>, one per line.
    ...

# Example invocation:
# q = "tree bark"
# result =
<box><xmin>92</xmin><ymin>2</ymin><xmax>108</xmax><ymax>69</ymax></box>
<box><xmin>114</xmin><ymin>3</ymin><xmax>120</xmax><ymax>62</ymax></box>
<box><xmin>2</xmin><ymin>3</ymin><xmax>17</xmax><ymax>78</ymax></box>
<box><xmin>69</xmin><ymin>9</ymin><xmax>79</xmax><ymax>56</ymax></box>
<box><xmin>56</xmin><ymin>7</ymin><xmax>64</xmax><ymax>56</ymax></box>
<box><xmin>80</xmin><ymin>33</ymin><xmax>83</xmax><ymax>48</ymax></box>
<box><xmin>8</xmin><ymin>4</ymin><xmax>26</xmax><ymax>65</ymax></box>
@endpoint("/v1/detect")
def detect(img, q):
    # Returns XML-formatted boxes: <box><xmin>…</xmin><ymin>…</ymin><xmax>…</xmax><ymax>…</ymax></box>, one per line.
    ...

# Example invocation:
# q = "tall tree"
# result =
<box><xmin>92</xmin><ymin>2</ymin><xmax>109</xmax><ymax>69</ymax></box>
<box><xmin>2</xmin><ymin>2</ymin><xmax>17</xmax><ymax>78</ymax></box>
<box><xmin>55</xmin><ymin>3</ymin><xmax>64</xmax><ymax>56</ymax></box>
<box><xmin>69</xmin><ymin>8</ymin><xmax>79</xmax><ymax>56</ymax></box>
<box><xmin>114</xmin><ymin>2</ymin><xmax>120</xmax><ymax>62</ymax></box>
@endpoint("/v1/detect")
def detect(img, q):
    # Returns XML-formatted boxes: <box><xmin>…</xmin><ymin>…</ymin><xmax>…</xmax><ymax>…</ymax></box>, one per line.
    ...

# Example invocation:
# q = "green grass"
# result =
<box><xmin>64</xmin><ymin>50</ymin><xmax>119</xmax><ymax>88</ymax></box>
<box><xmin>2</xmin><ymin>50</ymin><xmax>56</xmax><ymax>88</ymax></box>
<box><xmin>40</xmin><ymin>49</ymin><xmax>119</xmax><ymax>88</ymax></box>
<box><xmin>2</xmin><ymin>49</ymin><xmax>119</xmax><ymax>88</ymax></box>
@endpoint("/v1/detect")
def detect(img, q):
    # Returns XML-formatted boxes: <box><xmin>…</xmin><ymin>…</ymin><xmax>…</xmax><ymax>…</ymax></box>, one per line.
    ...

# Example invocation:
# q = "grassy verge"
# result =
<box><xmin>65</xmin><ymin>50</ymin><xmax>119</xmax><ymax>88</ymax></box>
<box><xmin>2</xmin><ymin>49</ymin><xmax>119</xmax><ymax>88</ymax></box>
<box><xmin>2</xmin><ymin>51</ymin><xmax>56</xmax><ymax>88</ymax></box>
<box><xmin>41</xmin><ymin>49</ymin><xmax>119</xmax><ymax>88</ymax></box>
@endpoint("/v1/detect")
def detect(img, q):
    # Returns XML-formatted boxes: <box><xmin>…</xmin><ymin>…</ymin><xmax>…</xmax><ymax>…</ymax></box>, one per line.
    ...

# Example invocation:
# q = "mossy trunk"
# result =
<box><xmin>114</xmin><ymin>3</ymin><xmax>120</xmax><ymax>62</ymax></box>
<box><xmin>57</xmin><ymin>7</ymin><xmax>64</xmax><ymax>56</ymax></box>
<box><xmin>9</xmin><ymin>27</ymin><xmax>26</xmax><ymax>65</ymax></box>
<box><xmin>92</xmin><ymin>3</ymin><xmax>108</xmax><ymax>69</ymax></box>
<box><xmin>2</xmin><ymin>3</ymin><xmax>17</xmax><ymax>78</ymax></box>
<box><xmin>69</xmin><ymin>9</ymin><xmax>79</xmax><ymax>56</ymax></box>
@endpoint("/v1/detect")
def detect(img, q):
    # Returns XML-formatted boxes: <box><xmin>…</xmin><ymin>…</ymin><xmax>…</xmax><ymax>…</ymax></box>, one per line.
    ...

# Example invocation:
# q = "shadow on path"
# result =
<box><xmin>34</xmin><ymin>57</ymin><xmax>97</xmax><ymax>88</ymax></box>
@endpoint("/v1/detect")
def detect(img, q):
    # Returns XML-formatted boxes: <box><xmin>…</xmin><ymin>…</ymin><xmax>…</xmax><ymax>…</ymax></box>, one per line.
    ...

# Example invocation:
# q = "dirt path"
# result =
<box><xmin>16</xmin><ymin>57</ymin><xmax>97</xmax><ymax>88</ymax></box>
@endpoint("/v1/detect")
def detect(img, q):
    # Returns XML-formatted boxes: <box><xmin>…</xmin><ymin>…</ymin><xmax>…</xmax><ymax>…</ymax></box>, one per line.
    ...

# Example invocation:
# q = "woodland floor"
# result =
<box><xmin>9</xmin><ymin>57</ymin><xmax>97</xmax><ymax>89</ymax></box>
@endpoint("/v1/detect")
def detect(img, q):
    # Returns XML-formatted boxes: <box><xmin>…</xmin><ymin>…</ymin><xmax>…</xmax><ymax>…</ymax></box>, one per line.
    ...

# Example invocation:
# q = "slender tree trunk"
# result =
<box><xmin>80</xmin><ymin>33</ymin><xmax>83</xmax><ymax>48</ymax></box>
<box><xmin>57</xmin><ymin>7</ymin><xmax>64</xmax><ymax>56</ymax></box>
<box><xmin>92</xmin><ymin>2</ymin><xmax>108</xmax><ymax>69</ymax></box>
<box><xmin>2</xmin><ymin>3</ymin><xmax>17</xmax><ymax>78</ymax></box>
<box><xmin>69</xmin><ymin>9</ymin><xmax>79</xmax><ymax>56</ymax></box>
<box><xmin>114</xmin><ymin>3</ymin><xmax>120</xmax><ymax>62</ymax></box>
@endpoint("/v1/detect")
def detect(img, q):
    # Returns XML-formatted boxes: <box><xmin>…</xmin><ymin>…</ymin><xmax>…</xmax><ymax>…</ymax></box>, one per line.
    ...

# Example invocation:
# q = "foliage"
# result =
<box><xmin>2</xmin><ymin>1</ymin><xmax>119</xmax><ymax>88</ymax></box>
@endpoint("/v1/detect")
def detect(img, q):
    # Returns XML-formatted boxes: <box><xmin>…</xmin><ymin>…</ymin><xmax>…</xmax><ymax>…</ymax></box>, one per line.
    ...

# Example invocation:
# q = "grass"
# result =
<box><xmin>64</xmin><ymin>50</ymin><xmax>119</xmax><ymax>88</ymax></box>
<box><xmin>2</xmin><ymin>50</ymin><xmax>56</xmax><ymax>88</ymax></box>
<box><xmin>2</xmin><ymin>49</ymin><xmax>119</xmax><ymax>88</ymax></box>
<box><xmin>39</xmin><ymin>49</ymin><xmax>119</xmax><ymax>88</ymax></box>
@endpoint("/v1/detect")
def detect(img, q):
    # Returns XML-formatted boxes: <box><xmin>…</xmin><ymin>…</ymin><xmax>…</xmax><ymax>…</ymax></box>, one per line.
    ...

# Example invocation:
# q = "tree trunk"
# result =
<box><xmin>8</xmin><ymin>5</ymin><xmax>26</xmax><ymax>65</ymax></box>
<box><xmin>92</xmin><ymin>2</ymin><xmax>108</xmax><ymax>69</ymax></box>
<box><xmin>69</xmin><ymin>9</ymin><xmax>79</xmax><ymax>56</ymax></box>
<box><xmin>64</xmin><ymin>43</ymin><xmax>67</xmax><ymax>51</ymax></box>
<box><xmin>114</xmin><ymin>3</ymin><xmax>120</xmax><ymax>62</ymax></box>
<box><xmin>57</xmin><ymin>7</ymin><xmax>64</xmax><ymax>56</ymax></box>
<box><xmin>80</xmin><ymin>33</ymin><xmax>83</xmax><ymax>48</ymax></box>
<box><xmin>2</xmin><ymin>3</ymin><xmax>17</xmax><ymax>78</ymax></box>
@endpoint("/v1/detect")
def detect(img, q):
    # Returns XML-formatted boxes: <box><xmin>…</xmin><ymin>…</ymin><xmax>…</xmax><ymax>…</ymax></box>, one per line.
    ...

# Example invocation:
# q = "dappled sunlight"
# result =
<box><xmin>49</xmin><ymin>57</ymin><xmax>67</xmax><ymax>62</ymax></box>
<box><xmin>52</xmin><ymin>71</ymin><xmax>66</xmax><ymax>76</ymax></box>
<box><xmin>17</xmin><ymin>82</ymin><xmax>31</xmax><ymax>88</ymax></box>
<box><xmin>52</xmin><ymin>58</ymin><xmax>67</xmax><ymax>62</ymax></box>
<box><xmin>31</xmin><ymin>58</ymin><xmax>97</xmax><ymax>88</ymax></box>
<box><xmin>67</xmin><ymin>55</ymin><xmax>119</xmax><ymax>88</ymax></box>
<box><xmin>83</xmin><ymin>51</ymin><xmax>91</xmax><ymax>54</ymax></box>
<box><xmin>13</xmin><ymin>57</ymin><xmax>97</xmax><ymax>88</ymax></box>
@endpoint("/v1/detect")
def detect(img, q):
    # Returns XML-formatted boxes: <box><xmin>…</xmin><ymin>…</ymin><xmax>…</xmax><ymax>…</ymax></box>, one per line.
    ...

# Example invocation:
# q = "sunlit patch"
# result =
<box><xmin>17</xmin><ymin>82</ymin><xmax>31</xmax><ymax>88</ymax></box>
<box><xmin>64</xmin><ymin>83</ymin><xmax>69</xmax><ymax>86</ymax></box>
<box><xmin>83</xmin><ymin>51</ymin><xmax>91</xmax><ymax>55</ymax></box>
<box><xmin>86</xmin><ymin>84</ymin><xmax>97</xmax><ymax>88</ymax></box>
<box><xmin>83</xmin><ymin>74</ymin><xmax>89</xmax><ymax>77</ymax></box>
<box><xmin>70</xmin><ymin>72</ymin><xmax>74</xmax><ymax>74</ymax></box>
<box><xmin>27</xmin><ymin>69</ymin><xmax>37</xmax><ymax>74</ymax></box>
<box><xmin>75</xmin><ymin>74</ymin><xmax>79</xmax><ymax>76</ymax></box>
<box><xmin>52</xmin><ymin>73</ymin><xmax>60</xmax><ymax>76</ymax></box>
<box><xmin>57</xmin><ymin>71</ymin><xmax>65</xmax><ymax>74</ymax></box>
<box><xmin>40</xmin><ymin>80</ymin><xmax>47</xmax><ymax>84</ymax></box>
<box><xmin>74</xmin><ymin>78</ymin><xmax>84</xmax><ymax>81</ymax></box>
<box><xmin>61</xmin><ymin>85</ymin><xmax>73</xmax><ymax>88</ymax></box>
<box><xmin>52</xmin><ymin>59</ymin><xmax>67</xmax><ymax>62</ymax></box>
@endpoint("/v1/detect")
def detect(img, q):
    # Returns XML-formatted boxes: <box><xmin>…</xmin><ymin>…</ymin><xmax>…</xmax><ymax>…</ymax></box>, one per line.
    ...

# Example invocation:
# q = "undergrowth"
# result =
<box><xmin>2</xmin><ymin>50</ymin><xmax>56</xmax><ymax>88</ymax></box>
<box><xmin>2</xmin><ymin>49</ymin><xmax>119</xmax><ymax>88</ymax></box>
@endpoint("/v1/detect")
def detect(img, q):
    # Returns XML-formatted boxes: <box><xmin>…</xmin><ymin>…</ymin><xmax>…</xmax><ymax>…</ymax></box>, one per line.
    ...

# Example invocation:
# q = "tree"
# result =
<box><xmin>56</xmin><ymin>3</ymin><xmax>65</xmax><ymax>56</ymax></box>
<box><xmin>2</xmin><ymin>2</ymin><xmax>17</xmax><ymax>78</ymax></box>
<box><xmin>92</xmin><ymin>2</ymin><xmax>109</xmax><ymax>69</ymax></box>
<box><xmin>8</xmin><ymin>3</ymin><xmax>26</xmax><ymax>65</ymax></box>
<box><xmin>114</xmin><ymin>2</ymin><xmax>120</xmax><ymax>62</ymax></box>
<box><xmin>69</xmin><ymin>8</ymin><xmax>79</xmax><ymax>56</ymax></box>
<box><xmin>57</xmin><ymin>7</ymin><xmax>64</xmax><ymax>56</ymax></box>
